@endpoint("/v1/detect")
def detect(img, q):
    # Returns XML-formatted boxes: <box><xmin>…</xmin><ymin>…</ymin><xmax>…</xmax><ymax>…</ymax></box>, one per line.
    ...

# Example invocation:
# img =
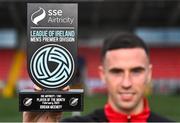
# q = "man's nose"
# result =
<box><xmin>121</xmin><ymin>72</ymin><xmax>132</xmax><ymax>89</ymax></box>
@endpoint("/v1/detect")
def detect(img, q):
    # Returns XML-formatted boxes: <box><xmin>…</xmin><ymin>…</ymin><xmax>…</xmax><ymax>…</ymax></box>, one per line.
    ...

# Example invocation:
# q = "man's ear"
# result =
<box><xmin>147</xmin><ymin>64</ymin><xmax>152</xmax><ymax>84</ymax></box>
<box><xmin>98</xmin><ymin>65</ymin><xmax>106</xmax><ymax>84</ymax></box>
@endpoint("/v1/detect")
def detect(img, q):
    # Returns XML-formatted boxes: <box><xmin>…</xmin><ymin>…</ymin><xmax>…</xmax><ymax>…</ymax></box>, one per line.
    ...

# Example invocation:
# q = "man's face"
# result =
<box><xmin>99</xmin><ymin>48</ymin><xmax>152</xmax><ymax>113</ymax></box>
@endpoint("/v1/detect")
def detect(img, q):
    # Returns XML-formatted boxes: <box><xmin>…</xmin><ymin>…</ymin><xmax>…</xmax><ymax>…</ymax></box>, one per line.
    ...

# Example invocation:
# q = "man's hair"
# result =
<box><xmin>101</xmin><ymin>32</ymin><xmax>149</xmax><ymax>60</ymax></box>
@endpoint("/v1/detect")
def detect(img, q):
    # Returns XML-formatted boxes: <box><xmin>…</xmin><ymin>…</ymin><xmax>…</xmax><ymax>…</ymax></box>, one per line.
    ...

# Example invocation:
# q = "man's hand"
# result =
<box><xmin>23</xmin><ymin>85</ymin><xmax>70</xmax><ymax>122</ymax></box>
<box><xmin>23</xmin><ymin>112</ymin><xmax>62</xmax><ymax>122</ymax></box>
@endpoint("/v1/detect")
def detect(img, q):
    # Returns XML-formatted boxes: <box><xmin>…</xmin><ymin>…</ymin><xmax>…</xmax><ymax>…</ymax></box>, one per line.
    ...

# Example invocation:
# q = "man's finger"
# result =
<box><xmin>33</xmin><ymin>84</ymin><xmax>42</xmax><ymax>91</ymax></box>
<box><xmin>62</xmin><ymin>86</ymin><xmax>70</xmax><ymax>91</ymax></box>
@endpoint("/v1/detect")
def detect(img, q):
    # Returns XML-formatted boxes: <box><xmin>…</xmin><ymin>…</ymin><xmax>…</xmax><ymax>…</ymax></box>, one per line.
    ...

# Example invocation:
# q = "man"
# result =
<box><xmin>23</xmin><ymin>32</ymin><xmax>172</xmax><ymax>122</ymax></box>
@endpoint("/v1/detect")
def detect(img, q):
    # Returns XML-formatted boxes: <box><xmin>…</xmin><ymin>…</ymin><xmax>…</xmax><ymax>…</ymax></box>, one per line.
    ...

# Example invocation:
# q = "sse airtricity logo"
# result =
<box><xmin>31</xmin><ymin>7</ymin><xmax>46</xmax><ymax>25</ymax></box>
<box><xmin>30</xmin><ymin>44</ymin><xmax>74</xmax><ymax>88</ymax></box>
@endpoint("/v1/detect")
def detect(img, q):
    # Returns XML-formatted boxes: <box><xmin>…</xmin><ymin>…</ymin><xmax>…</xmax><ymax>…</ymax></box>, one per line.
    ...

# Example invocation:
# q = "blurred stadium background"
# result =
<box><xmin>0</xmin><ymin>0</ymin><xmax>180</xmax><ymax>122</ymax></box>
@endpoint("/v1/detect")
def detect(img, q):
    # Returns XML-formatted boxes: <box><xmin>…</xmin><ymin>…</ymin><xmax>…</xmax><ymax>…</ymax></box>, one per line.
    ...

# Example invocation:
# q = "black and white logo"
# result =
<box><xmin>31</xmin><ymin>7</ymin><xmax>46</xmax><ymax>25</ymax></box>
<box><xmin>69</xmin><ymin>97</ymin><xmax>78</xmax><ymax>106</ymax></box>
<box><xmin>30</xmin><ymin>44</ymin><xmax>74</xmax><ymax>88</ymax></box>
<box><xmin>23</xmin><ymin>98</ymin><xmax>33</xmax><ymax>107</ymax></box>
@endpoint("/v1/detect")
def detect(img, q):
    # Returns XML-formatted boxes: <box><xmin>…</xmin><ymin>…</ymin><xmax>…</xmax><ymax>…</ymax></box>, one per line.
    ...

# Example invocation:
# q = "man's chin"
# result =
<box><xmin>117</xmin><ymin>103</ymin><xmax>137</xmax><ymax>113</ymax></box>
<box><xmin>117</xmin><ymin>97</ymin><xmax>137</xmax><ymax>112</ymax></box>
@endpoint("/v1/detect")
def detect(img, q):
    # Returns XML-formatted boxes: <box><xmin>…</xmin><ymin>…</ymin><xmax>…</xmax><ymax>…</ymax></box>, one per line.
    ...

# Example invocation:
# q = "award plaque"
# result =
<box><xmin>19</xmin><ymin>3</ymin><xmax>83</xmax><ymax>111</ymax></box>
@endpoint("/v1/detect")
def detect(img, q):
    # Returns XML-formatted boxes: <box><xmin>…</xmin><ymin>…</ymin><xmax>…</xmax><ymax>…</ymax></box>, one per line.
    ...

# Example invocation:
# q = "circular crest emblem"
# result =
<box><xmin>30</xmin><ymin>44</ymin><xmax>74</xmax><ymax>89</ymax></box>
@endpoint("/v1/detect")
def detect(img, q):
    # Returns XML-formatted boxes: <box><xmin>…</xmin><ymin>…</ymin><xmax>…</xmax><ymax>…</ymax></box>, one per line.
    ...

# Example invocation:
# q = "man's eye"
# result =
<box><xmin>109</xmin><ymin>68</ymin><xmax>123</xmax><ymax>74</ymax></box>
<box><xmin>131</xmin><ymin>68</ymin><xmax>144</xmax><ymax>74</ymax></box>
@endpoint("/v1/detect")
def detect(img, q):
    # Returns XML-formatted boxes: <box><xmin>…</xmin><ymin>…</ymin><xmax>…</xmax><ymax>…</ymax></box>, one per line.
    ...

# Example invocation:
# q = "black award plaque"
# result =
<box><xmin>19</xmin><ymin>3</ymin><xmax>83</xmax><ymax>111</ymax></box>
